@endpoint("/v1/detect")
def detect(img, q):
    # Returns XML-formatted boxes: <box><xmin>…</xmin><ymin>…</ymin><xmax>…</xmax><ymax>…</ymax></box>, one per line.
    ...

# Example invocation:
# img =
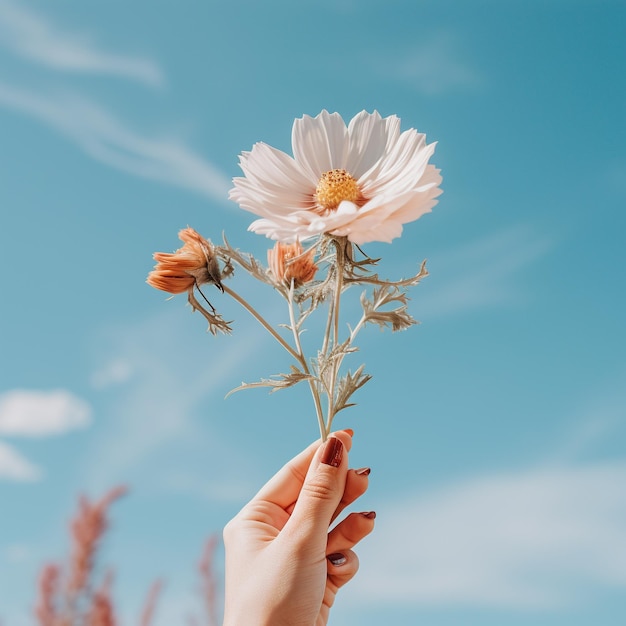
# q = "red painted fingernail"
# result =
<box><xmin>360</xmin><ymin>511</ymin><xmax>376</xmax><ymax>520</ymax></box>
<box><xmin>341</xmin><ymin>428</ymin><xmax>354</xmax><ymax>437</ymax></box>
<box><xmin>321</xmin><ymin>437</ymin><xmax>343</xmax><ymax>467</ymax></box>
<box><xmin>327</xmin><ymin>552</ymin><xmax>347</xmax><ymax>566</ymax></box>
<box><xmin>355</xmin><ymin>467</ymin><xmax>371</xmax><ymax>476</ymax></box>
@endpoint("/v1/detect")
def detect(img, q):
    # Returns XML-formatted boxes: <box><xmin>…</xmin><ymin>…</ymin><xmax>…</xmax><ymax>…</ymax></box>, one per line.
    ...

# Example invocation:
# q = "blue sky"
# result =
<box><xmin>0</xmin><ymin>0</ymin><xmax>625</xmax><ymax>624</ymax></box>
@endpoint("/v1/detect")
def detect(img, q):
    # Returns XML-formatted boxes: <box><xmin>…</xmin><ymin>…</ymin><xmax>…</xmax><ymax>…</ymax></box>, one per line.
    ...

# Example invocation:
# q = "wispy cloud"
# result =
<box><xmin>0</xmin><ymin>0</ymin><xmax>163</xmax><ymax>86</ymax></box>
<box><xmin>418</xmin><ymin>225</ymin><xmax>552</xmax><ymax>318</ymax></box>
<box><xmin>0</xmin><ymin>82</ymin><xmax>231</xmax><ymax>201</ymax></box>
<box><xmin>379</xmin><ymin>31</ymin><xmax>481</xmax><ymax>95</ymax></box>
<box><xmin>3</xmin><ymin>543</ymin><xmax>31</xmax><ymax>564</ymax></box>
<box><xmin>0</xmin><ymin>440</ymin><xmax>41</xmax><ymax>481</ymax></box>
<box><xmin>352</xmin><ymin>460</ymin><xmax>626</xmax><ymax>610</ymax></box>
<box><xmin>0</xmin><ymin>389</ymin><xmax>91</xmax><ymax>437</ymax></box>
<box><xmin>85</xmin><ymin>309</ymin><xmax>266</xmax><ymax>491</ymax></box>
<box><xmin>549</xmin><ymin>373</ymin><xmax>626</xmax><ymax>463</ymax></box>
<box><xmin>90</xmin><ymin>358</ymin><xmax>134</xmax><ymax>390</ymax></box>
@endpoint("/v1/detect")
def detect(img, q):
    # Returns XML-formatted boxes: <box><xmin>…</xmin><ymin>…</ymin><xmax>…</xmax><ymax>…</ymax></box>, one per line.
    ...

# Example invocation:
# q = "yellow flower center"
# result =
<box><xmin>315</xmin><ymin>169</ymin><xmax>361</xmax><ymax>212</ymax></box>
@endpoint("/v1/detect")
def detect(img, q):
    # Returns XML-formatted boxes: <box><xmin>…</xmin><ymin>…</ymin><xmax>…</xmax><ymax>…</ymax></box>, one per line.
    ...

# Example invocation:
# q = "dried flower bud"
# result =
<box><xmin>147</xmin><ymin>228</ymin><xmax>223</xmax><ymax>294</ymax></box>
<box><xmin>268</xmin><ymin>241</ymin><xmax>317</xmax><ymax>287</ymax></box>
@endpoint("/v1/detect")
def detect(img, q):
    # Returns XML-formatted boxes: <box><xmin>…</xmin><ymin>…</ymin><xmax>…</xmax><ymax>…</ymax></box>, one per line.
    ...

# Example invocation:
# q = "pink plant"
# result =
<box><xmin>35</xmin><ymin>564</ymin><xmax>60</xmax><ymax>626</ymax></box>
<box><xmin>139</xmin><ymin>580</ymin><xmax>163</xmax><ymax>626</ymax></box>
<box><xmin>87</xmin><ymin>572</ymin><xmax>116</xmax><ymax>626</ymax></box>
<box><xmin>197</xmin><ymin>536</ymin><xmax>220</xmax><ymax>626</ymax></box>
<box><xmin>35</xmin><ymin>487</ymin><xmax>221</xmax><ymax>626</ymax></box>
<box><xmin>35</xmin><ymin>487</ymin><xmax>126</xmax><ymax>626</ymax></box>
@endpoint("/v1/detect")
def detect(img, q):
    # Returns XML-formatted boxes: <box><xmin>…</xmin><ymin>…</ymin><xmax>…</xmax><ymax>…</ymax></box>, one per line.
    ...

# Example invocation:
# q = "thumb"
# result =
<box><xmin>284</xmin><ymin>435</ymin><xmax>349</xmax><ymax>545</ymax></box>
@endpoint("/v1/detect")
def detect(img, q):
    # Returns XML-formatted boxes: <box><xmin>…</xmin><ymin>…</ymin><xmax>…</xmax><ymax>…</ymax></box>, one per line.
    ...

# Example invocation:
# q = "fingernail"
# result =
<box><xmin>360</xmin><ymin>511</ymin><xmax>376</xmax><ymax>520</ymax></box>
<box><xmin>355</xmin><ymin>467</ymin><xmax>371</xmax><ymax>476</ymax></box>
<box><xmin>327</xmin><ymin>552</ymin><xmax>347</xmax><ymax>566</ymax></box>
<box><xmin>321</xmin><ymin>437</ymin><xmax>343</xmax><ymax>467</ymax></box>
<box><xmin>341</xmin><ymin>428</ymin><xmax>354</xmax><ymax>437</ymax></box>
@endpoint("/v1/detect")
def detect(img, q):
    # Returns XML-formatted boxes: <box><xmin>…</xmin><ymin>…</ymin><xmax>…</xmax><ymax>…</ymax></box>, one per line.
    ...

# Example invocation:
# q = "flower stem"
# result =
<box><xmin>287</xmin><ymin>283</ymin><xmax>327</xmax><ymax>441</ymax></box>
<box><xmin>325</xmin><ymin>238</ymin><xmax>347</xmax><ymax>432</ymax></box>
<box><xmin>221</xmin><ymin>284</ymin><xmax>300</xmax><ymax>362</ymax></box>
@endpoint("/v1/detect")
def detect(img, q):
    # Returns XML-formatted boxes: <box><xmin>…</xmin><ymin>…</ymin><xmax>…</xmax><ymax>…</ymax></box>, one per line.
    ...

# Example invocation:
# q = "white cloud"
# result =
<box><xmin>351</xmin><ymin>460</ymin><xmax>626</xmax><ymax>610</ymax></box>
<box><xmin>418</xmin><ymin>225</ymin><xmax>552</xmax><ymax>317</ymax></box>
<box><xmin>381</xmin><ymin>31</ymin><xmax>481</xmax><ymax>95</ymax></box>
<box><xmin>0</xmin><ymin>441</ymin><xmax>41</xmax><ymax>481</ymax></box>
<box><xmin>0</xmin><ymin>82</ymin><xmax>231</xmax><ymax>201</ymax></box>
<box><xmin>0</xmin><ymin>0</ymin><xmax>163</xmax><ymax>86</ymax></box>
<box><xmin>0</xmin><ymin>389</ymin><xmax>91</xmax><ymax>437</ymax></box>
<box><xmin>90</xmin><ymin>358</ymin><xmax>134</xmax><ymax>390</ymax></box>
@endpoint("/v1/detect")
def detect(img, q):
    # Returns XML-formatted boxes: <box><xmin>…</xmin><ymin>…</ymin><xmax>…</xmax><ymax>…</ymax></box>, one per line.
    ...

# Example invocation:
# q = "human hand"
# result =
<box><xmin>223</xmin><ymin>430</ymin><xmax>374</xmax><ymax>626</ymax></box>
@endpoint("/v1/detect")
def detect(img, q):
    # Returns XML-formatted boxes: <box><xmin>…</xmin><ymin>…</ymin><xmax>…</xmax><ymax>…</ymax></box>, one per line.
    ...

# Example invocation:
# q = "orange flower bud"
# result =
<box><xmin>147</xmin><ymin>228</ymin><xmax>222</xmax><ymax>294</ymax></box>
<box><xmin>267</xmin><ymin>241</ymin><xmax>317</xmax><ymax>287</ymax></box>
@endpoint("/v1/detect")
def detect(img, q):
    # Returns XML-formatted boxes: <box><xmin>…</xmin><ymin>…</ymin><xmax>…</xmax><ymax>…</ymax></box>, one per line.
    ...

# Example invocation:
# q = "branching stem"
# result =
<box><xmin>287</xmin><ymin>283</ymin><xmax>327</xmax><ymax>441</ymax></box>
<box><xmin>221</xmin><ymin>284</ymin><xmax>300</xmax><ymax>362</ymax></box>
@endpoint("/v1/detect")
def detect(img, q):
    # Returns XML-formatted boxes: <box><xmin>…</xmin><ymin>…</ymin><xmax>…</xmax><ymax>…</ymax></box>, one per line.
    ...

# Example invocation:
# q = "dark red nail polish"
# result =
<box><xmin>355</xmin><ymin>467</ymin><xmax>371</xmax><ymax>476</ymax></box>
<box><xmin>360</xmin><ymin>511</ymin><xmax>376</xmax><ymax>520</ymax></box>
<box><xmin>321</xmin><ymin>437</ymin><xmax>343</xmax><ymax>467</ymax></box>
<box><xmin>327</xmin><ymin>552</ymin><xmax>347</xmax><ymax>566</ymax></box>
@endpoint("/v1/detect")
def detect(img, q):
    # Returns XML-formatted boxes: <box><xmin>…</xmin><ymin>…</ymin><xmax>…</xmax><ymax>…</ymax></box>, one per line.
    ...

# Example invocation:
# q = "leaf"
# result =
<box><xmin>217</xmin><ymin>234</ymin><xmax>275</xmax><ymax>287</ymax></box>
<box><xmin>225</xmin><ymin>366</ymin><xmax>314</xmax><ymax>397</ymax></box>
<box><xmin>360</xmin><ymin>285</ymin><xmax>418</xmax><ymax>332</ymax></box>
<box><xmin>333</xmin><ymin>364</ymin><xmax>372</xmax><ymax>415</ymax></box>
<box><xmin>346</xmin><ymin>259</ymin><xmax>429</xmax><ymax>288</ymax></box>
<box><xmin>187</xmin><ymin>290</ymin><xmax>233</xmax><ymax>336</ymax></box>
<box><xmin>315</xmin><ymin>339</ymin><xmax>359</xmax><ymax>392</ymax></box>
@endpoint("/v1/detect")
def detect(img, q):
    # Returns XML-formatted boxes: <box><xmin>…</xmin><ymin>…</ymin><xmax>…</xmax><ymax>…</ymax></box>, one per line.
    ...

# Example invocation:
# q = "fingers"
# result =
<box><xmin>325</xmin><ymin>511</ymin><xmax>376</xmax><ymax>592</ymax></box>
<box><xmin>327</xmin><ymin>510</ymin><xmax>376</xmax><ymax>557</ymax></box>
<box><xmin>331</xmin><ymin>466</ymin><xmax>370</xmax><ymax>523</ymax></box>
<box><xmin>283</xmin><ymin>430</ymin><xmax>354</xmax><ymax>541</ymax></box>
<box><xmin>253</xmin><ymin>430</ymin><xmax>353</xmax><ymax>511</ymax></box>
<box><xmin>326</xmin><ymin>548</ymin><xmax>360</xmax><ymax>589</ymax></box>
<box><xmin>318</xmin><ymin>548</ymin><xmax>360</xmax><ymax>625</ymax></box>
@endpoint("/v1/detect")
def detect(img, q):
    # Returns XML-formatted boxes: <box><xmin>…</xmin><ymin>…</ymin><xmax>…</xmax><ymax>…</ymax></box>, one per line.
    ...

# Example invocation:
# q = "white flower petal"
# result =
<box><xmin>389</xmin><ymin>165</ymin><xmax>443</xmax><ymax>222</ymax></box>
<box><xmin>292</xmin><ymin>110</ymin><xmax>349</xmax><ymax>179</ymax></box>
<box><xmin>360</xmin><ymin>130</ymin><xmax>431</xmax><ymax>197</ymax></box>
<box><xmin>232</xmin><ymin>110</ymin><xmax>442</xmax><ymax>245</ymax></box>
<box><xmin>238</xmin><ymin>142</ymin><xmax>314</xmax><ymax>191</ymax></box>
<box><xmin>229</xmin><ymin>143</ymin><xmax>316</xmax><ymax>217</ymax></box>
<box><xmin>346</xmin><ymin>111</ymin><xmax>389</xmax><ymax>178</ymax></box>
<box><xmin>383</xmin><ymin>114</ymin><xmax>402</xmax><ymax>150</ymax></box>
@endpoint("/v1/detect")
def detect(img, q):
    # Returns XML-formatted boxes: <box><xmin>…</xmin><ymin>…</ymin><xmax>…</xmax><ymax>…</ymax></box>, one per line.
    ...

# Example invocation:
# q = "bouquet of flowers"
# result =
<box><xmin>147</xmin><ymin>110</ymin><xmax>442</xmax><ymax>441</ymax></box>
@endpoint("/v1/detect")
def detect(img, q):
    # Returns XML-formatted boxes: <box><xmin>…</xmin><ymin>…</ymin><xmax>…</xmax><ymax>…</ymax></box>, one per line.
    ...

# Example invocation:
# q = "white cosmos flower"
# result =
<box><xmin>229</xmin><ymin>110</ymin><xmax>443</xmax><ymax>245</ymax></box>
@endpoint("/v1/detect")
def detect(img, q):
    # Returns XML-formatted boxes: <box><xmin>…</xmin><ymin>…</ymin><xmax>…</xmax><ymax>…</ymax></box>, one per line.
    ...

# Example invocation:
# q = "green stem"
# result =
<box><xmin>287</xmin><ymin>284</ymin><xmax>327</xmax><ymax>441</ymax></box>
<box><xmin>221</xmin><ymin>284</ymin><xmax>301</xmax><ymax>362</ymax></box>
<box><xmin>320</xmin><ymin>268</ymin><xmax>335</xmax><ymax>360</ymax></box>
<box><xmin>326</xmin><ymin>239</ymin><xmax>347</xmax><ymax>432</ymax></box>
<box><xmin>349</xmin><ymin>313</ymin><xmax>367</xmax><ymax>343</ymax></box>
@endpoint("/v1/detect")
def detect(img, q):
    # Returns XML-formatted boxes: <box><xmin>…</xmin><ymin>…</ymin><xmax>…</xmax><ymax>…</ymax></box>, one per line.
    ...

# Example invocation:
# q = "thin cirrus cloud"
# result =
<box><xmin>380</xmin><ymin>31</ymin><xmax>481</xmax><ymax>95</ymax></box>
<box><xmin>0</xmin><ymin>0</ymin><xmax>163</xmax><ymax>87</ymax></box>
<box><xmin>0</xmin><ymin>1</ymin><xmax>231</xmax><ymax>202</ymax></box>
<box><xmin>90</xmin><ymin>358</ymin><xmax>134</xmax><ymax>390</ymax></box>
<box><xmin>0</xmin><ymin>440</ymin><xmax>41</xmax><ymax>481</ymax></box>
<box><xmin>351</xmin><ymin>460</ymin><xmax>626</xmax><ymax>610</ymax></box>
<box><xmin>84</xmin><ymin>309</ymin><xmax>266</xmax><ymax>490</ymax></box>
<box><xmin>0</xmin><ymin>82</ymin><xmax>232</xmax><ymax>202</ymax></box>
<box><xmin>418</xmin><ymin>225</ymin><xmax>552</xmax><ymax>318</ymax></box>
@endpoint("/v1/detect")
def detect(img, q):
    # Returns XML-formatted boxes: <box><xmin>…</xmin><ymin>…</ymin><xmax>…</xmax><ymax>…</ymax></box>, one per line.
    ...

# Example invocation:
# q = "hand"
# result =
<box><xmin>223</xmin><ymin>430</ymin><xmax>375</xmax><ymax>626</ymax></box>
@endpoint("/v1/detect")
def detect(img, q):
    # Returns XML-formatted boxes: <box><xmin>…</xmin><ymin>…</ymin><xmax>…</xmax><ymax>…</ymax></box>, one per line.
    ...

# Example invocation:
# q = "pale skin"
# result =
<box><xmin>223</xmin><ymin>430</ymin><xmax>374</xmax><ymax>626</ymax></box>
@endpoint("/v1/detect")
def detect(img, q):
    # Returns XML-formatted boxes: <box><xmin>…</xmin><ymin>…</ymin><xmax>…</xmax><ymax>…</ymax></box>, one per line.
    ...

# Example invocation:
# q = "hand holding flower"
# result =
<box><xmin>222</xmin><ymin>429</ymin><xmax>374</xmax><ymax>626</ymax></box>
